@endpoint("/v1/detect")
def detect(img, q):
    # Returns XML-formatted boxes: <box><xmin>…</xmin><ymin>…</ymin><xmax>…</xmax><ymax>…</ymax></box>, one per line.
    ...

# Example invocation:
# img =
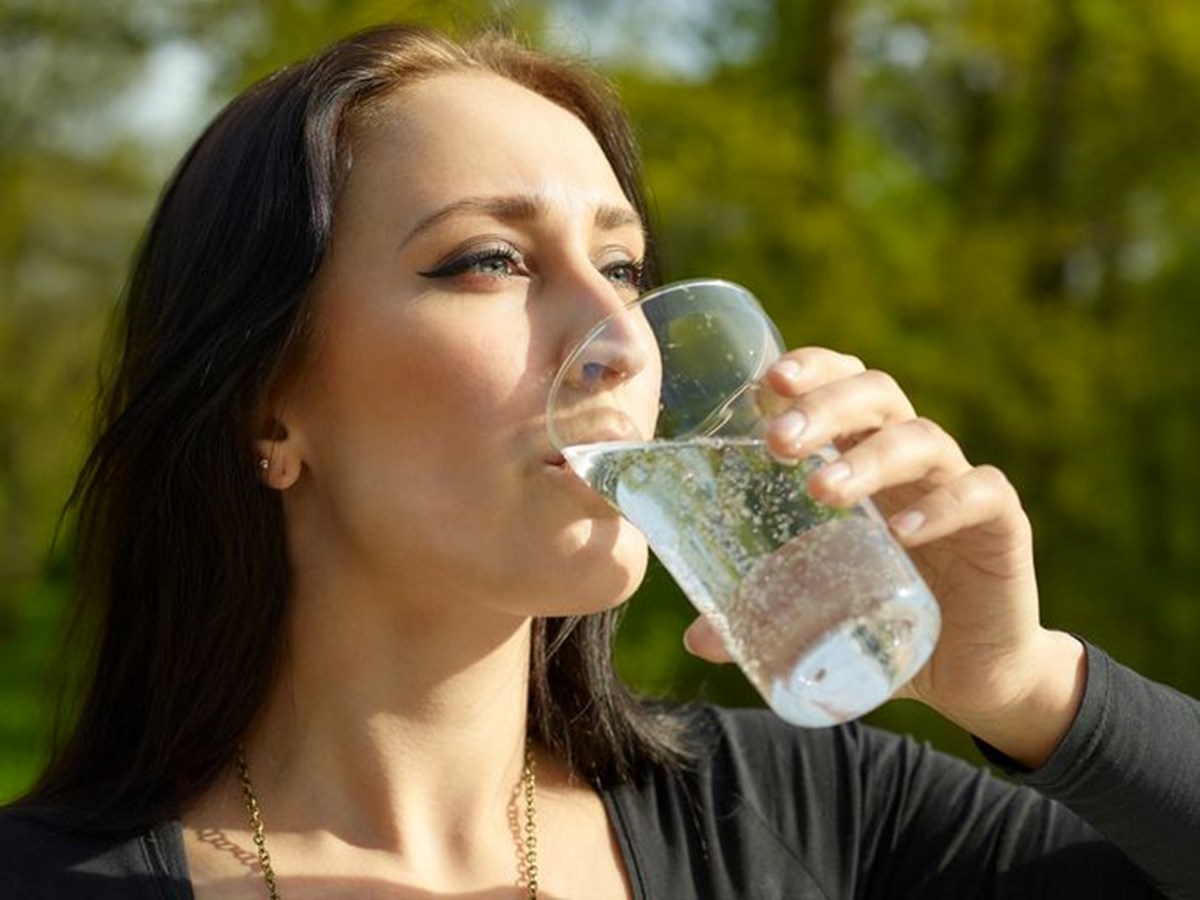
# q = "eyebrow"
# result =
<box><xmin>400</xmin><ymin>194</ymin><xmax>645</xmax><ymax>247</ymax></box>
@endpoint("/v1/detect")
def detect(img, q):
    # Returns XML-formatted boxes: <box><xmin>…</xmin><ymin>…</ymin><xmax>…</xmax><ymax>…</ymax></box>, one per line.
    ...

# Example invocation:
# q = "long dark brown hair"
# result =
<box><xmin>20</xmin><ymin>23</ymin><xmax>685</xmax><ymax>833</ymax></box>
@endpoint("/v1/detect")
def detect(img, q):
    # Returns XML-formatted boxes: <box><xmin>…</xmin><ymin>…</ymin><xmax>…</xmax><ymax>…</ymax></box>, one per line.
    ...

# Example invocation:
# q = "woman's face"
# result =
<box><xmin>276</xmin><ymin>72</ymin><xmax>656</xmax><ymax>620</ymax></box>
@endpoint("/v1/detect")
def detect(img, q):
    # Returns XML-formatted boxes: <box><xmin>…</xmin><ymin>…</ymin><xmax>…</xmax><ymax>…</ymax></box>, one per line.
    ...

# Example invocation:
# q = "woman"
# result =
<box><xmin>1</xmin><ymin>23</ymin><xmax>1196</xmax><ymax>899</ymax></box>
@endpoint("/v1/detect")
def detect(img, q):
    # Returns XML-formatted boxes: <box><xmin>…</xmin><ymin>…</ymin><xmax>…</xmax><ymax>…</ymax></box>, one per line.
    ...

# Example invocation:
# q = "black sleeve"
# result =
<box><xmin>738</xmin><ymin>640</ymin><xmax>1198</xmax><ymax>898</ymax></box>
<box><xmin>606</xmin><ymin>642</ymin><xmax>1199</xmax><ymax>899</ymax></box>
<box><xmin>1008</xmin><ymin>642</ymin><xmax>1200</xmax><ymax>897</ymax></box>
<box><xmin>710</xmin><ymin>711</ymin><xmax>1168</xmax><ymax>899</ymax></box>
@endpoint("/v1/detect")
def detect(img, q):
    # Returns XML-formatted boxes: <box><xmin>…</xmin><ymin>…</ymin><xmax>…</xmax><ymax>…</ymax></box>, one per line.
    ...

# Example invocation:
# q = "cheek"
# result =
<box><xmin>296</xmin><ymin>310</ymin><xmax>532</xmax><ymax>523</ymax></box>
<box><xmin>327</xmin><ymin>306</ymin><xmax>525</xmax><ymax>432</ymax></box>
<box><xmin>402</xmin><ymin>343</ymin><xmax>515</xmax><ymax>439</ymax></box>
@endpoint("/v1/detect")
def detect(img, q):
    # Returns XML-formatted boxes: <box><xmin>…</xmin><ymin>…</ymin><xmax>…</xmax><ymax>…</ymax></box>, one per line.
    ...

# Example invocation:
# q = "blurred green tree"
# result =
<box><xmin>0</xmin><ymin>0</ymin><xmax>219</xmax><ymax>795</ymax></box>
<box><xmin>2</xmin><ymin>0</ymin><xmax>1198</xmax><ymax>798</ymax></box>
<box><xmin>606</xmin><ymin>0</ymin><xmax>1200</xmax><ymax>753</ymax></box>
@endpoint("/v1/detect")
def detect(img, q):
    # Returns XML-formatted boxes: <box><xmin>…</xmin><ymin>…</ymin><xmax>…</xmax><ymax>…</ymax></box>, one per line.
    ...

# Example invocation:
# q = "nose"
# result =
<box><xmin>558</xmin><ymin>278</ymin><xmax>655</xmax><ymax>391</ymax></box>
<box><xmin>565</xmin><ymin>322</ymin><xmax>653</xmax><ymax>389</ymax></box>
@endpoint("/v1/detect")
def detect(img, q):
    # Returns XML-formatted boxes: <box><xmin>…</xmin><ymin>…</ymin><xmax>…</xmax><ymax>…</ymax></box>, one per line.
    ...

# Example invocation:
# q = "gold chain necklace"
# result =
<box><xmin>235</xmin><ymin>743</ymin><xmax>539</xmax><ymax>899</ymax></box>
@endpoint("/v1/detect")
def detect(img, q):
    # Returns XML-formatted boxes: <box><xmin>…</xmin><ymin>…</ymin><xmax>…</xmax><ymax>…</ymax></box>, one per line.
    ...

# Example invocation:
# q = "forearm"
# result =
<box><xmin>977</xmin><ymin>641</ymin><xmax>1200</xmax><ymax>897</ymax></box>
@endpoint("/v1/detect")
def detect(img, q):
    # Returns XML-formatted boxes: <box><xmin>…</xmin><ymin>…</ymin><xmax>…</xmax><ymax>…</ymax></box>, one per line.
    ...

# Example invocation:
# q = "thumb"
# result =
<box><xmin>683</xmin><ymin>616</ymin><xmax>735</xmax><ymax>664</ymax></box>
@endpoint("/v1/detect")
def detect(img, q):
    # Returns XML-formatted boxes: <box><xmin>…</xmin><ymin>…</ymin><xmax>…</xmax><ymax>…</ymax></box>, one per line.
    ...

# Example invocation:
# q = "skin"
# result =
<box><xmin>182</xmin><ymin>69</ymin><xmax>1084</xmax><ymax>897</ymax></box>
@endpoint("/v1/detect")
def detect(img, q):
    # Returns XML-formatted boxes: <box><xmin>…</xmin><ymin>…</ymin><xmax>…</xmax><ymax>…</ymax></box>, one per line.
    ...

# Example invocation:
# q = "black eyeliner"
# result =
<box><xmin>418</xmin><ymin>245</ymin><xmax>520</xmax><ymax>279</ymax></box>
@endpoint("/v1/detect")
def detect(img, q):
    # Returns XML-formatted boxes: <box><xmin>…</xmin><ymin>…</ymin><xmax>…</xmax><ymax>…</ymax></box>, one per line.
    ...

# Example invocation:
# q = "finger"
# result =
<box><xmin>764</xmin><ymin>367</ymin><xmax>917</xmax><ymax>461</ymax></box>
<box><xmin>682</xmin><ymin>616</ymin><xmax>735</xmax><ymax>664</ymax></box>
<box><xmin>807</xmin><ymin>416</ymin><xmax>971</xmax><ymax>507</ymax></box>
<box><xmin>761</xmin><ymin>347</ymin><xmax>867</xmax><ymax>399</ymax></box>
<box><xmin>886</xmin><ymin>464</ymin><xmax>1031</xmax><ymax>548</ymax></box>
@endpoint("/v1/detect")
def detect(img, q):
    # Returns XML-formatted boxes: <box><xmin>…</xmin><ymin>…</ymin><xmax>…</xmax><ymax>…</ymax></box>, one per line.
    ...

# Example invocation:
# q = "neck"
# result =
<box><xmin>242</xmin><ymin>576</ymin><xmax>534</xmax><ymax>856</ymax></box>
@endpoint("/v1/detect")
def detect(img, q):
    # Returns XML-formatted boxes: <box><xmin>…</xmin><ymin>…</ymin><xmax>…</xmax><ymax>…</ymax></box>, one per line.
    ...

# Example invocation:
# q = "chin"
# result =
<box><xmin>539</xmin><ymin>519</ymin><xmax>650</xmax><ymax>614</ymax></box>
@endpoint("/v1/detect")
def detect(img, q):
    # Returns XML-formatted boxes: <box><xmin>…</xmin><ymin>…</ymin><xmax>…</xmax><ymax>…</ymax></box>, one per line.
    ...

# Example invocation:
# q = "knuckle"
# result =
<box><xmin>909</xmin><ymin>415</ymin><xmax>948</xmax><ymax>443</ymax></box>
<box><xmin>861</xmin><ymin>368</ymin><xmax>900</xmax><ymax>394</ymax></box>
<box><xmin>973</xmin><ymin>464</ymin><xmax>1013</xmax><ymax>494</ymax></box>
<box><xmin>953</xmin><ymin>464</ymin><xmax>1014</xmax><ymax>510</ymax></box>
<box><xmin>839</xmin><ymin>352</ymin><xmax>867</xmax><ymax>373</ymax></box>
<box><xmin>789</xmin><ymin>347</ymin><xmax>826</xmax><ymax>366</ymax></box>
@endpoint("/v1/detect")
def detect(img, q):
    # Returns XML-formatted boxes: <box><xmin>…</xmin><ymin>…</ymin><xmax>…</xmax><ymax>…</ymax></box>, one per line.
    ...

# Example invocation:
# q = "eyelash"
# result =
<box><xmin>602</xmin><ymin>258</ymin><xmax>645</xmax><ymax>291</ymax></box>
<box><xmin>419</xmin><ymin>245</ymin><xmax>645</xmax><ymax>290</ymax></box>
<box><xmin>418</xmin><ymin>245</ymin><xmax>526</xmax><ymax>280</ymax></box>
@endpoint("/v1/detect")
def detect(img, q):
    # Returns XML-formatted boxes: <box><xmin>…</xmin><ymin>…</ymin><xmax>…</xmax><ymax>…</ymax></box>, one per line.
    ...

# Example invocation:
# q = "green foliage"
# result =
<box><xmin>609</xmin><ymin>0</ymin><xmax>1200</xmax><ymax>747</ymax></box>
<box><xmin>0</xmin><ymin>575</ymin><xmax>64</xmax><ymax>801</ymax></box>
<box><xmin>1</xmin><ymin>0</ymin><xmax>1198</xmax><ymax>799</ymax></box>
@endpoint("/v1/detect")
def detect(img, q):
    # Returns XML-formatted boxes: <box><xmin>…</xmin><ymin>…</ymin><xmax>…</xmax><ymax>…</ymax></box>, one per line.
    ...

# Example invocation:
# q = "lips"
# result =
<box><xmin>550</xmin><ymin>405</ymin><xmax>646</xmax><ymax>451</ymax></box>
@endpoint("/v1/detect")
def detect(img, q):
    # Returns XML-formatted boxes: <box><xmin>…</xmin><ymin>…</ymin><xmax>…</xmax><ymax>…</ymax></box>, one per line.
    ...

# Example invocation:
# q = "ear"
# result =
<box><xmin>253</xmin><ymin>414</ymin><xmax>303</xmax><ymax>490</ymax></box>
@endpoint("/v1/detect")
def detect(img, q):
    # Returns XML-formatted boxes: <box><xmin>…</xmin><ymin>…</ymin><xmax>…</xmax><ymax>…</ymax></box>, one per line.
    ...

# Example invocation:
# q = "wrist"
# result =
<box><xmin>949</xmin><ymin>630</ymin><xmax>1088</xmax><ymax>770</ymax></box>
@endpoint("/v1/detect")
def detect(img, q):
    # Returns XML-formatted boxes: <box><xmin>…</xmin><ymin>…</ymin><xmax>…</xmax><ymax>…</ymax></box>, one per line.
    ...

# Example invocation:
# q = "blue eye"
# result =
<box><xmin>419</xmin><ymin>245</ymin><xmax>527</xmax><ymax>280</ymax></box>
<box><xmin>602</xmin><ymin>258</ymin><xmax>645</xmax><ymax>290</ymax></box>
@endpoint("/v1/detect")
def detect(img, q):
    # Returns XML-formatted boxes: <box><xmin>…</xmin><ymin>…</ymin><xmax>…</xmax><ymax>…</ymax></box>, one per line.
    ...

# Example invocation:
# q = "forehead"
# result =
<box><xmin>342</xmin><ymin>72</ymin><xmax>631</xmax><ymax>218</ymax></box>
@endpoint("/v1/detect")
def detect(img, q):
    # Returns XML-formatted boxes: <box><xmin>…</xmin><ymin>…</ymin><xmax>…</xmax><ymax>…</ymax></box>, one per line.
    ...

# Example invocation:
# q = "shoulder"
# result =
<box><xmin>610</xmin><ymin>705</ymin><xmax>1029</xmax><ymax>897</ymax></box>
<box><xmin>680</xmin><ymin>703</ymin><xmax>889</xmax><ymax>788</ymax></box>
<box><xmin>0</xmin><ymin>806</ymin><xmax>187</xmax><ymax>899</ymax></box>
<box><xmin>684</xmin><ymin>704</ymin><xmax>1017</xmax><ymax>832</ymax></box>
<box><xmin>607</xmin><ymin>705</ymin><xmax>904</xmax><ymax>897</ymax></box>
<box><xmin>628</xmin><ymin>702</ymin><xmax>877</xmax><ymax>786</ymax></box>
<box><xmin>612</xmin><ymin>703</ymin><xmax>855</xmax><ymax>818</ymax></box>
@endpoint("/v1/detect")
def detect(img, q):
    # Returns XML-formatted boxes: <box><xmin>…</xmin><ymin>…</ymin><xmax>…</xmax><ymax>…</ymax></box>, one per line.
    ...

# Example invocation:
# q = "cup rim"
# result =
<box><xmin>546</xmin><ymin>278</ymin><xmax>774</xmax><ymax>450</ymax></box>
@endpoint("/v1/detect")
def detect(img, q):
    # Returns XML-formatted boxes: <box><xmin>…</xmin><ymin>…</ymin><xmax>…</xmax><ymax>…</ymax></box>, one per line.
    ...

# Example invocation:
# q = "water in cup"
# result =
<box><xmin>565</xmin><ymin>435</ymin><xmax>940</xmax><ymax>726</ymax></box>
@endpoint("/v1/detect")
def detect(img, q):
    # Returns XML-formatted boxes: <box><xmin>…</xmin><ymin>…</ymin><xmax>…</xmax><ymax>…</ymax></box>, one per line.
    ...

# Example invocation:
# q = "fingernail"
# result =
<box><xmin>890</xmin><ymin>509</ymin><xmax>926</xmax><ymax>537</ymax></box>
<box><xmin>820</xmin><ymin>460</ymin><xmax>851</xmax><ymax>486</ymax></box>
<box><xmin>774</xmin><ymin>410</ymin><xmax>807</xmax><ymax>445</ymax></box>
<box><xmin>682</xmin><ymin>629</ymin><xmax>698</xmax><ymax>655</ymax></box>
<box><xmin>774</xmin><ymin>359</ymin><xmax>803</xmax><ymax>383</ymax></box>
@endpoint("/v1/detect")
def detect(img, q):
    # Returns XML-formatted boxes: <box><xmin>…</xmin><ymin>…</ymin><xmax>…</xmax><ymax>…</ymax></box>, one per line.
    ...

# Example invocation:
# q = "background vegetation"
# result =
<box><xmin>2</xmin><ymin>0</ymin><xmax>1198</xmax><ymax>798</ymax></box>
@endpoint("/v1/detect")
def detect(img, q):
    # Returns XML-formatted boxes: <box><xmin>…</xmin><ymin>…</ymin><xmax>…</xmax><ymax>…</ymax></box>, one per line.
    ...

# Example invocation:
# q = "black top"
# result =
<box><xmin>2</xmin><ymin>643</ymin><xmax>1198</xmax><ymax>898</ymax></box>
